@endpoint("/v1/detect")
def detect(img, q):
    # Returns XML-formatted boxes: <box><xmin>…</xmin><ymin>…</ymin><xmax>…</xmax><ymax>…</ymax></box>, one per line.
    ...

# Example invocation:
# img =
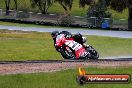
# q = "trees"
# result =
<box><xmin>31</xmin><ymin>0</ymin><xmax>54</xmax><ymax>14</ymax></box>
<box><xmin>31</xmin><ymin>0</ymin><xmax>73</xmax><ymax>14</ymax></box>
<box><xmin>128</xmin><ymin>0</ymin><xmax>132</xmax><ymax>30</ymax></box>
<box><xmin>55</xmin><ymin>0</ymin><xmax>73</xmax><ymax>14</ymax></box>
<box><xmin>55</xmin><ymin>0</ymin><xmax>74</xmax><ymax>26</ymax></box>
<box><xmin>79</xmin><ymin>0</ymin><xmax>132</xmax><ymax>30</ymax></box>
<box><xmin>55</xmin><ymin>0</ymin><xmax>73</xmax><ymax>15</ymax></box>
<box><xmin>14</xmin><ymin>0</ymin><xmax>17</xmax><ymax>11</ymax></box>
<box><xmin>4</xmin><ymin>0</ymin><xmax>17</xmax><ymax>15</ymax></box>
<box><xmin>87</xmin><ymin>0</ymin><xmax>112</xmax><ymax>27</ymax></box>
<box><xmin>79</xmin><ymin>0</ymin><xmax>94</xmax><ymax>8</ymax></box>
<box><xmin>5</xmin><ymin>0</ymin><xmax>10</xmax><ymax>15</ymax></box>
<box><xmin>108</xmin><ymin>0</ymin><xmax>132</xmax><ymax>30</ymax></box>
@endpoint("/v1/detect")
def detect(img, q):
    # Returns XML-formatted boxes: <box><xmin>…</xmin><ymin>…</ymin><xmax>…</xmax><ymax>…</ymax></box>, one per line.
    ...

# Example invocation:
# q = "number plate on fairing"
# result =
<box><xmin>65</xmin><ymin>40</ymin><xmax>82</xmax><ymax>51</ymax></box>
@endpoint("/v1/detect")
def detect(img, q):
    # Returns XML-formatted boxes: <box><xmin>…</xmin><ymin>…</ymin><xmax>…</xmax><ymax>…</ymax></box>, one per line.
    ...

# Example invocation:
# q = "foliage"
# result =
<box><xmin>79</xmin><ymin>0</ymin><xmax>94</xmax><ymax>7</ymax></box>
<box><xmin>4</xmin><ymin>0</ymin><xmax>17</xmax><ymax>15</ymax></box>
<box><xmin>55</xmin><ymin>0</ymin><xmax>73</xmax><ymax>12</ymax></box>
<box><xmin>79</xmin><ymin>0</ymin><xmax>132</xmax><ymax>29</ymax></box>
<box><xmin>5</xmin><ymin>0</ymin><xmax>10</xmax><ymax>15</ymax></box>
<box><xmin>0</xmin><ymin>0</ymin><xmax>128</xmax><ymax>19</ymax></box>
<box><xmin>109</xmin><ymin>0</ymin><xmax>128</xmax><ymax>12</ymax></box>
<box><xmin>87</xmin><ymin>0</ymin><xmax>112</xmax><ymax>26</ymax></box>
<box><xmin>31</xmin><ymin>0</ymin><xmax>54</xmax><ymax>14</ymax></box>
<box><xmin>57</xmin><ymin>14</ymin><xmax>75</xmax><ymax>26</ymax></box>
<box><xmin>105</xmin><ymin>0</ymin><xmax>132</xmax><ymax>29</ymax></box>
<box><xmin>79</xmin><ymin>0</ymin><xmax>129</xmax><ymax>16</ymax></box>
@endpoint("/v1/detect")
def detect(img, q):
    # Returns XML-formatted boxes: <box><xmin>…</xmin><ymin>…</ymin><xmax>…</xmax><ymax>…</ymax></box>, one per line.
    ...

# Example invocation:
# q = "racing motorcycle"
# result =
<box><xmin>55</xmin><ymin>33</ymin><xmax>99</xmax><ymax>60</ymax></box>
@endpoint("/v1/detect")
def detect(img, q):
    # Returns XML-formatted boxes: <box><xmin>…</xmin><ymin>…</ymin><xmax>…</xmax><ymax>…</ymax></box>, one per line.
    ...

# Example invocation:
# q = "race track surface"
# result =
<box><xmin>0</xmin><ymin>25</ymin><xmax>132</xmax><ymax>38</ymax></box>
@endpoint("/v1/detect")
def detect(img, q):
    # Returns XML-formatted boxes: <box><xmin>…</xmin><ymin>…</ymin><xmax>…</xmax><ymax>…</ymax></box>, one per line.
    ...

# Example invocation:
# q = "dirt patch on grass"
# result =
<box><xmin>0</xmin><ymin>61</ymin><xmax>132</xmax><ymax>75</ymax></box>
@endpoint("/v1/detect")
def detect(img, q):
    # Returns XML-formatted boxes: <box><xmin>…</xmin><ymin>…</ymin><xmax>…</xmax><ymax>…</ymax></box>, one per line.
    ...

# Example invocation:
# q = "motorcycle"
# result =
<box><xmin>55</xmin><ymin>34</ymin><xmax>99</xmax><ymax>60</ymax></box>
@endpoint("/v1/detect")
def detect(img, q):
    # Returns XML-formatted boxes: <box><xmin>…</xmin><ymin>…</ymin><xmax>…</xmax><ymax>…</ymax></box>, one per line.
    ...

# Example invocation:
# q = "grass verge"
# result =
<box><xmin>0</xmin><ymin>21</ymin><xmax>59</xmax><ymax>28</ymax></box>
<box><xmin>0</xmin><ymin>21</ymin><xmax>92</xmax><ymax>30</ymax></box>
<box><xmin>0</xmin><ymin>29</ymin><xmax>132</xmax><ymax>61</ymax></box>
<box><xmin>0</xmin><ymin>67</ymin><xmax>132</xmax><ymax>88</ymax></box>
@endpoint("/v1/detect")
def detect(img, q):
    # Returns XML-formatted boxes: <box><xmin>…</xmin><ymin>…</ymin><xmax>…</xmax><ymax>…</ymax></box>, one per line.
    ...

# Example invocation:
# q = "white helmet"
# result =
<box><xmin>82</xmin><ymin>37</ymin><xmax>86</xmax><ymax>43</ymax></box>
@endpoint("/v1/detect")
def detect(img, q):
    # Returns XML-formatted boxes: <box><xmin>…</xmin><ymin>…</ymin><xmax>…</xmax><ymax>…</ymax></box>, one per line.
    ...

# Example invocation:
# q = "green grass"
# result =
<box><xmin>109</xmin><ymin>9</ymin><xmax>128</xmax><ymax>20</ymax></box>
<box><xmin>0</xmin><ymin>21</ymin><xmax>56</xmax><ymax>28</ymax></box>
<box><xmin>0</xmin><ymin>67</ymin><xmax>132</xmax><ymax>88</ymax></box>
<box><xmin>48</xmin><ymin>0</ymin><xmax>88</xmax><ymax>16</ymax></box>
<box><xmin>0</xmin><ymin>30</ymin><xmax>61</xmax><ymax>61</ymax></box>
<box><xmin>0</xmin><ymin>21</ymin><xmax>90</xmax><ymax>30</ymax></box>
<box><xmin>0</xmin><ymin>30</ymin><xmax>132</xmax><ymax>61</ymax></box>
<box><xmin>0</xmin><ymin>0</ymin><xmax>88</xmax><ymax>16</ymax></box>
<box><xmin>0</xmin><ymin>21</ymin><xmax>86</xmax><ymax>30</ymax></box>
<box><xmin>0</xmin><ymin>0</ymin><xmax>128</xmax><ymax>19</ymax></box>
<box><xmin>0</xmin><ymin>21</ymin><xmax>90</xmax><ymax>29</ymax></box>
<box><xmin>87</xmin><ymin>35</ymin><xmax>132</xmax><ymax>57</ymax></box>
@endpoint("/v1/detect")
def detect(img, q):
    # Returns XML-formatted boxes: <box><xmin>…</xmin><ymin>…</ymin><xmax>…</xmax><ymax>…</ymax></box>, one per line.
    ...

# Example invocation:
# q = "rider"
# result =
<box><xmin>51</xmin><ymin>31</ymin><xmax>87</xmax><ymax>47</ymax></box>
<box><xmin>51</xmin><ymin>31</ymin><xmax>88</xmax><ymax>59</ymax></box>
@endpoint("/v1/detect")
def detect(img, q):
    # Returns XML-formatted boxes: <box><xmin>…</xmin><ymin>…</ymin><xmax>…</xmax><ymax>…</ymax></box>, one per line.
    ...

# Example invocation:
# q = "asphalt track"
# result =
<box><xmin>0</xmin><ymin>25</ymin><xmax>132</xmax><ymax>38</ymax></box>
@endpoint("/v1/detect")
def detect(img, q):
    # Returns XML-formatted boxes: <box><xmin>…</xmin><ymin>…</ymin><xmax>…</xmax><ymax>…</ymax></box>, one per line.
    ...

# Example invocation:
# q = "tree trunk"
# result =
<box><xmin>14</xmin><ymin>0</ymin><xmax>17</xmax><ymax>10</ymax></box>
<box><xmin>42</xmin><ymin>11</ymin><xmax>47</xmax><ymax>14</ymax></box>
<box><xmin>42</xmin><ymin>2</ymin><xmax>47</xmax><ymax>14</ymax></box>
<box><xmin>128</xmin><ymin>20</ymin><xmax>132</xmax><ymax>31</ymax></box>
<box><xmin>5</xmin><ymin>0</ymin><xmax>10</xmax><ymax>15</ymax></box>
<box><xmin>6</xmin><ymin>6</ymin><xmax>10</xmax><ymax>15</ymax></box>
<box><xmin>60</xmin><ymin>3</ymin><xmax>68</xmax><ymax>11</ymax></box>
<box><xmin>128</xmin><ymin>5</ymin><xmax>132</xmax><ymax>30</ymax></box>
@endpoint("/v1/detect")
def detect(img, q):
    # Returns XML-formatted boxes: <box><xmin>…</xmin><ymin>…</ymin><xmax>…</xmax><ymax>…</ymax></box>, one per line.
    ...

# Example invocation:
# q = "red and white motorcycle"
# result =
<box><xmin>55</xmin><ymin>34</ymin><xmax>99</xmax><ymax>60</ymax></box>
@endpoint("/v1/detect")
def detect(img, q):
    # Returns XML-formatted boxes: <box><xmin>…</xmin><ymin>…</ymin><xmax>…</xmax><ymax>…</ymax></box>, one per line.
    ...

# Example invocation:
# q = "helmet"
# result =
<box><xmin>51</xmin><ymin>31</ymin><xmax>59</xmax><ymax>38</ymax></box>
<box><xmin>82</xmin><ymin>37</ymin><xmax>86</xmax><ymax>43</ymax></box>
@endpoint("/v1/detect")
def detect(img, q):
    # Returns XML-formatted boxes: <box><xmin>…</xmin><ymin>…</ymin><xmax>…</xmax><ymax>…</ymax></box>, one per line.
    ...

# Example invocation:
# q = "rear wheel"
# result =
<box><xmin>61</xmin><ymin>48</ymin><xmax>76</xmax><ymax>59</ymax></box>
<box><xmin>86</xmin><ymin>45</ymin><xmax>99</xmax><ymax>60</ymax></box>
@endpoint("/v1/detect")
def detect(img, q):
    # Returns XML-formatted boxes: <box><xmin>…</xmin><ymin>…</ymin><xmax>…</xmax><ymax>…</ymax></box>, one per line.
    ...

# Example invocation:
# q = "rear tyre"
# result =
<box><xmin>86</xmin><ymin>45</ymin><xmax>99</xmax><ymax>60</ymax></box>
<box><xmin>61</xmin><ymin>49</ymin><xmax>76</xmax><ymax>59</ymax></box>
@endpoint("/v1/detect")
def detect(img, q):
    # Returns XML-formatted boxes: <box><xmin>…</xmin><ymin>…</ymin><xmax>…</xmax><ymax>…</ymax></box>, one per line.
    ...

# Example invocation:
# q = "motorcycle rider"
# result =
<box><xmin>51</xmin><ymin>31</ymin><xmax>87</xmax><ymax>46</ymax></box>
<box><xmin>51</xmin><ymin>31</ymin><xmax>89</xmax><ymax>59</ymax></box>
